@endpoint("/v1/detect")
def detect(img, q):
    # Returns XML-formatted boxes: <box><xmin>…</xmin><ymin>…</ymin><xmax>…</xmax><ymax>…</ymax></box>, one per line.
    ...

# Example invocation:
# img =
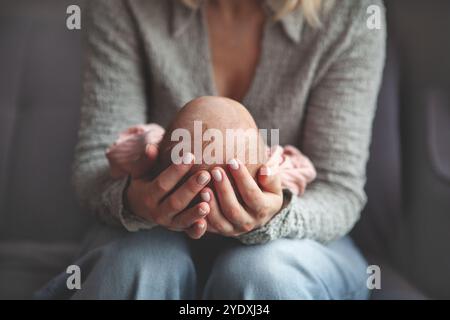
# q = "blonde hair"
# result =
<box><xmin>181</xmin><ymin>0</ymin><xmax>333</xmax><ymax>28</ymax></box>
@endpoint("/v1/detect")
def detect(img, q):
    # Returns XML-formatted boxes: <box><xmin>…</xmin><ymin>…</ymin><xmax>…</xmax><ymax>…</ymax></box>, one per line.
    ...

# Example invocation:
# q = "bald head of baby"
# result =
<box><xmin>157</xmin><ymin>96</ymin><xmax>267</xmax><ymax>179</ymax></box>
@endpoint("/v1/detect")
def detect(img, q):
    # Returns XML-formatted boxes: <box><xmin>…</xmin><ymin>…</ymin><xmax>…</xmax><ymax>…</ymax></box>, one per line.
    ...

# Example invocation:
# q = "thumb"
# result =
<box><xmin>130</xmin><ymin>144</ymin><xmax>159</xmax><ymax>179</ymax></box>
<box><xmin>258</xmin><ymin>165</ymin><xmax>282</xmax><ymax>195</ymax></box>
<box><xmin>145</xmin><ymin>143</ymin><xmax>159</xmax><ymax>162</ymax></box>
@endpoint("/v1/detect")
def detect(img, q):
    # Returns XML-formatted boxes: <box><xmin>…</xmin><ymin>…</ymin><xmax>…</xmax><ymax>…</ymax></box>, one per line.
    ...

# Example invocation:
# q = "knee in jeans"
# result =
<box><xmin>206</xmin><ymin>245</ymin><xmax>298</xmax><ymax>299</ymax></box>
<box><xmin>100</xmin><ymin>228</ymin><xmax>194</xmax><ymax>281</ymax></box>
<box><xmin>205</xmin><ymin>240</ymin><xmax>338</xmax><ymax>299</ymax></box>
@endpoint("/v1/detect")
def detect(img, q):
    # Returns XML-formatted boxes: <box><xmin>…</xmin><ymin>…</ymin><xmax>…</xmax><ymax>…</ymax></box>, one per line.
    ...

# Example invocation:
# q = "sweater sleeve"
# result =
<box><xmin>73</xmin><ymin>0</ymin><xmax>156</xmax><ymax>230</ymax></box>
<box><xmin>238</xmin><ymin>1</ymin><xmax>386</xmax><ymax>245</ymax></box>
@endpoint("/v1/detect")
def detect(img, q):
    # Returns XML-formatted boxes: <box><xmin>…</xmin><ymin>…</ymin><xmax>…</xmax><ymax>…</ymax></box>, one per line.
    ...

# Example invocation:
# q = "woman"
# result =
<box><xmin>39</xmin><ymin>0</ymin><xmax>385</xmax><ymax>299</ymax></box>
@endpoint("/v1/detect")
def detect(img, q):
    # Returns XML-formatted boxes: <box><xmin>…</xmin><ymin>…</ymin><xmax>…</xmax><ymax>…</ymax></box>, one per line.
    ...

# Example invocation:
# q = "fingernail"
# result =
<box><xmin>260</xmin><ymin>166</ymin><xmax>273</xmax><ymax>176</ymax></box>
<box><xmin>200</xmin><ymin>191</ymin><xmax>211</xmax><ymax>202</ymax></box>
<box><xmin>212</xmin><ymin>169</ymin><xmax>222</xmax><ymax>182</ymax></box>
<box><xmin>228</xmin><ymin>159</ymin><xmax>239</xmax><ymax>170</ymax></box>
<box><xmin>197</xmin><ymin>173</ymin><xmax>210</xmax><ymax>185</ymax></box>
<box><xmin>182</xmin><ymin>152</ymin><xmax>194</xmax><ymax>165</ymax></box>
<box><xmin>198</xmin><ymin>221</ymin><xmax>205</xmax><ymax>229</ymax></box>
<box><xmin>199</xmin><ymin>207</ymin><xmax>208</xmax><ymax>216</ymax></box>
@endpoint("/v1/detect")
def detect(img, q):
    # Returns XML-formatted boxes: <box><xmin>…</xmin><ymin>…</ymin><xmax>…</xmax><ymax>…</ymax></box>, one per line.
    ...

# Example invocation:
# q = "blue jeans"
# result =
<box><xmin>35</xmin><ymin>225</ymin><xmax>369</xmax><ymax>300</ymax></box>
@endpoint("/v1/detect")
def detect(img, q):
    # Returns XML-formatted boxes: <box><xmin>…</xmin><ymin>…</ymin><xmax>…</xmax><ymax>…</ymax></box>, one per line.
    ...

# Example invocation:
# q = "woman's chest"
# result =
<box><xmin>139</xmin><ymin>11</ymin><xmax>321</xmax><ymax>145</ymax></box>
<box><xmin>205</xmin><ymin>5</ymin><xmax>266</xmax><ymax>102</ymax></box>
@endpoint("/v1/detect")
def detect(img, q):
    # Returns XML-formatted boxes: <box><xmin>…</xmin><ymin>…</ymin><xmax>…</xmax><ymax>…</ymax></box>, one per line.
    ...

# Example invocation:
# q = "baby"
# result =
<box><xmin>106</xmin><ymin>96</ymin><xmax>316</xmax><ymax>197</ymax></box>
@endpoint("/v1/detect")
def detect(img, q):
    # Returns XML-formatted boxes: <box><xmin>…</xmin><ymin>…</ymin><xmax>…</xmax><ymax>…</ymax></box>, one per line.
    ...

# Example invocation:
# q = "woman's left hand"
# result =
<box><xmin>200</xmin><ymin>159</ymin><xmax>284</xmax><ymax>237</ymax></box>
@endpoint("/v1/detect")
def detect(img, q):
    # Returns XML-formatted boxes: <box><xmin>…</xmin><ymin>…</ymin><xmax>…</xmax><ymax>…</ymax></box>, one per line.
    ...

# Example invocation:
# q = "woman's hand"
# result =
<box><xmin>126</xmin><ymin>148</ymin><xmax>212</xmax><ymax>239</ymax></box>
<box><xmin>201</xmin><ymin>159</ymin><xmax>284</xmax><ymax>237</ymax></box>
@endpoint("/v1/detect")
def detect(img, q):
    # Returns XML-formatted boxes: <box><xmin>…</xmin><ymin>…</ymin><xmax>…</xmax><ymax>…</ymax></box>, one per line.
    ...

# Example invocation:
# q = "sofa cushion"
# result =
<box><xmin>366</xmin><ymin>255</ymin><xmax>427</xmax><ymax>300</ymax></box>
<box><xmin>0</xmin><ymin>241</ymin><xmax>79</xmax><ymax>299</ymax></box>
<box><xmin>387</xmin><ymin>0</ymin><xmax>450</xmax><ymax>299</ymax></box>
<box><xmin>0</xmin><ymin>0</ymin><xmax>91</xmax><ymax>242</ymax></box>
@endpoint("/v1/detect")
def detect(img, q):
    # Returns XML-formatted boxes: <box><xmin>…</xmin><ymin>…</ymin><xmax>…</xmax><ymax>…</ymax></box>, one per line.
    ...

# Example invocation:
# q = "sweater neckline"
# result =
<box><xmin>171</xmin><ymin>0</ymin><xmax>306</xmax><ymax>44</ymax></box>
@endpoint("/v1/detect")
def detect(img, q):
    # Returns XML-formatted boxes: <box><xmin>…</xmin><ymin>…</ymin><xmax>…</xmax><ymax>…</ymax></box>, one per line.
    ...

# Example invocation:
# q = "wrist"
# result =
<box><xmin>124</xmin><ymin>176</ymin><xmax>145</xmax><ymax>220</ymax></box>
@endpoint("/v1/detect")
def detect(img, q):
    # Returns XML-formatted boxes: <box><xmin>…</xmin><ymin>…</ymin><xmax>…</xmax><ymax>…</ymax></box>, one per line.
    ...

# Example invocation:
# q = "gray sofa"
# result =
<box><xmin>1</xmin><ymin>0</ymin><xmax>449</xmax><ymax>299</ymax></box>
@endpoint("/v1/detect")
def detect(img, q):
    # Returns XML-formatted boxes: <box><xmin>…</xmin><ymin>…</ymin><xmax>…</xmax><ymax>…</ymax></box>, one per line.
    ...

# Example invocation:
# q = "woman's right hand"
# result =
<box><xmin>126</xmin><ymin>149</ymin><xmax>212</xmax><ymax>239</ymax></box>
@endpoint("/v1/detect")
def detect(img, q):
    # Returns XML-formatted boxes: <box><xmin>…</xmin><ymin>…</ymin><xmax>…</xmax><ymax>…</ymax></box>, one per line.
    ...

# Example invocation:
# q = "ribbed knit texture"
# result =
<box><xmin>74</xmin><ymin>0</ymin><xmax>386</xmax><ymax>244</ymax></box>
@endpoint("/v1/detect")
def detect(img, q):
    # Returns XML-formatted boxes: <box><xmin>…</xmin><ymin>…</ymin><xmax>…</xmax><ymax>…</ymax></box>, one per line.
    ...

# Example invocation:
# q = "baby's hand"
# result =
<box><xmin>106</xmin><ymin>124</ymin><xmax>165</xmax><ymax>179</ymax></box>
<box><xmin>265</xmin><ymin>145</ymin><xmax>317</xmax><ymax>196</ymax></box>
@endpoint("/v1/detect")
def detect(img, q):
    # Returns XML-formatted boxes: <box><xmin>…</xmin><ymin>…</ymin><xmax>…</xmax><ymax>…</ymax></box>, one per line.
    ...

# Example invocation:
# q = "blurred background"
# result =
<box><xmin>0</xmin><ymin>0</ymin><xmax>449</xmax><ymax>299</ymax></box>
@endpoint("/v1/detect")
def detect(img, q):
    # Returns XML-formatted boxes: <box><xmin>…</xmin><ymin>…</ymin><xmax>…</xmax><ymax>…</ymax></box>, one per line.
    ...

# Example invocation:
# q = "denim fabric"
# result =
<box><xmin>35</xmin><ymin>225</ymin><xmax>368</xmax><ymax>300</ymax></box>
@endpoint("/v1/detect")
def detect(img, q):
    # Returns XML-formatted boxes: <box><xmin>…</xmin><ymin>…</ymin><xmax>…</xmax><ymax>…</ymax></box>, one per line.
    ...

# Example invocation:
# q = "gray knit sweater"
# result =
<box><xmin>74</xmin><ymin>0</ymin><xmax>386</xmax><ymax>244</ymax></box>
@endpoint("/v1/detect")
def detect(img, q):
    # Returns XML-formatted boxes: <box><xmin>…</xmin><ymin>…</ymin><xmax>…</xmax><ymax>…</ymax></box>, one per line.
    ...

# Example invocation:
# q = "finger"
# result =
<box><xmin>200</xmin><ymin>187</ymin><xmax>235</xmax><ymax>235</ymax></box>
<box><xmin>145</xmin><ymin>143</ymin><xmax>159</xmax><ymax>163</ymax></box>
<box><xmin>206</xmin><ymin>224</ymin><xmax>219</xmax><ymax>234</ymax></box>
<box><xmin>185</xmin><ymin>219</ymin><xmax>207</xmax><ymax>240</ymax></box>
<box><xmin>149</xmin><ymin>152</ymin><xmax>195</xmax><ymax>203</ymax></box>
<box><xmin>258</xmin><ymin>165</ymin><xmax>283</xmax><ymax>195</ymax></box>
<box><xmin>211</xmin><ymin>167</ymin><xmax>254</xmax><ymax>232</ymax></box>
<box><xmin>171</xmin><ymin>202</ymin><xmax>210</xmax><ymax>230</ymax></box>
<box><xmin>227</xmin><ymin>159</ymin><xmax>264</xmax><ymax>211</ymax></box>
<box><xmin>158</xmin><ymin>170</ymin><xmax>211</xmax><ymax>223</ymax></box>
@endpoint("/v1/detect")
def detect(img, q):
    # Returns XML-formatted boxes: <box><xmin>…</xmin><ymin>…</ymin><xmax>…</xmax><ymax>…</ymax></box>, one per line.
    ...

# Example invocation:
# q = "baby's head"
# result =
<box><xmin>157</xmin><ymin>96</ymin><xmax>268</xmax><ymax>180</ymax></box>
<box><xmin>107</xmin><ymin>96</ymin><xmax>316</xmax><ymax>197</ymax></box>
